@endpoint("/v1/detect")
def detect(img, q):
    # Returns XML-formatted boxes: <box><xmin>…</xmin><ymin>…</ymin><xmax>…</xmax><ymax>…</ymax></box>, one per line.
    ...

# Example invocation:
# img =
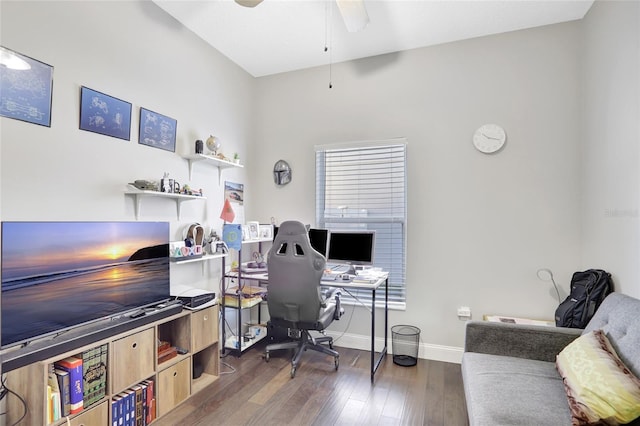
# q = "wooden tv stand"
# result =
<box><xmin>4</xmin><ymin>305</ymin><xmax>219</xmax><ymax>425</ymax></box>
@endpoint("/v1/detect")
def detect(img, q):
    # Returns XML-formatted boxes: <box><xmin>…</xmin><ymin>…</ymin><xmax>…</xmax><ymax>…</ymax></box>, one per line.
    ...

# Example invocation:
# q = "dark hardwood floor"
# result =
<box><xmin>155</xmin><ymin>341</ymin><xmax>469</xmax><ymax>426</ymax></box>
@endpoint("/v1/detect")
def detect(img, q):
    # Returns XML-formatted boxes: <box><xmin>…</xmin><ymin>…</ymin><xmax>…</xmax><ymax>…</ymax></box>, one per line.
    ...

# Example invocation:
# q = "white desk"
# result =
<box><xmin>322</xmin><ymin>275</ymin><xmax>389</xmax><ymax>382</ymax></box>
<box><xmin>226</xmin><ymin>271</ymin><xmax>389</xmax><ymax>382</ymax></box>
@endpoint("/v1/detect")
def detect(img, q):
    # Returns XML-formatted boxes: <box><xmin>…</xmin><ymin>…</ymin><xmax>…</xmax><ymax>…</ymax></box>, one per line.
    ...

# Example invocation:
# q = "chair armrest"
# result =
<box><xmin>320</xmin><ymin>287</ymin><xmax>343</xmax><ymax>320</ymax></box>
<box><xmin>464</xmin><ymin>320</ymin><xmax>582</xmax><ymax>362</ymax></box>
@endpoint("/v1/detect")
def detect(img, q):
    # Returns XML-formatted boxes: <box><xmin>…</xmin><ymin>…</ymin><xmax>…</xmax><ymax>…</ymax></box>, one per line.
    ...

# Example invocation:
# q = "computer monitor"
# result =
<box><xmin>308</xmin><ymin>228</ymin><xmax>329</xmax><ymax>257</ymax></box>
<box><xmin>326</xmin><ymin>230</ymin><xmax>376</xmax><ymax>268</ymax></box>
<box><xmin>272</xmin><ymin>226</ymin><xmax>329</xmax><ymax>257</ymax></box>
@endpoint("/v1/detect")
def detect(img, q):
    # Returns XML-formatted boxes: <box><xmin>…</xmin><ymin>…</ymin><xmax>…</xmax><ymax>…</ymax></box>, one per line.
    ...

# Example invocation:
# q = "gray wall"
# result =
<box><xmin>580</xmin><ymin>1</ymin><xmax>640</xmax><ymax>298</ymax></box>
<box><xmin>248</xmin><ymin>21</ymin><xmax>584</xmax><ymax>359</ymax></box>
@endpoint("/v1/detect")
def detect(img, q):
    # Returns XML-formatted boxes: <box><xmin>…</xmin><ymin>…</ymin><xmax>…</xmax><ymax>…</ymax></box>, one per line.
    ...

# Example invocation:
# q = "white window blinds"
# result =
<box><xmin>315</xmin><ymin>139</ymin><xmax>407</xmax><ymax>307</ymax></box>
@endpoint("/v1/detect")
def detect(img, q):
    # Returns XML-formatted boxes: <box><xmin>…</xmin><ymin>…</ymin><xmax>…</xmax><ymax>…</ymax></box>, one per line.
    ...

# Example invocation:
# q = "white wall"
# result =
<box><xmin>248</xmin><ymin>22</ymin><xmax>584</xmax><ymax>359</ymax></box>
<box><xmin>580</xmin><ymin>0</ymin><xmax>640</xmax><ymax>298</ymax></box>
<box><xmin>0</xmin><ymin>1</ymin><xmax>254</xmax><ymax>294</ymax></box>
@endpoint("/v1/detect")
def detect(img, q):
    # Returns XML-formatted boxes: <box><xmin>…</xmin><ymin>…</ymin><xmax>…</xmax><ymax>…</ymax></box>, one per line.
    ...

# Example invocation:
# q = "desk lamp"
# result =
<box><xmin>537</xmin><ymin>268</ymin><xmax>561</xmax><ymax>304</ymax></box>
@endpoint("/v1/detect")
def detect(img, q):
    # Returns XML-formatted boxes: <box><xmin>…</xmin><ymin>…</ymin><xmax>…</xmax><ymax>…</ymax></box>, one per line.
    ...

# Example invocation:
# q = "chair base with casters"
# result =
<box><xmin>264</xmin><ymin>328</ymin><xmax>339</xmax><ymax>378</ymax></box>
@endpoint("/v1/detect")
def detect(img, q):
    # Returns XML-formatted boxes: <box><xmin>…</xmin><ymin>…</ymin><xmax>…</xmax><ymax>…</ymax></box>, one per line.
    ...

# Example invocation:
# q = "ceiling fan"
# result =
<box><xmin>234</xmin><ymin>0</ymin><xmax>370</xmax><ymax>32</ymax></box>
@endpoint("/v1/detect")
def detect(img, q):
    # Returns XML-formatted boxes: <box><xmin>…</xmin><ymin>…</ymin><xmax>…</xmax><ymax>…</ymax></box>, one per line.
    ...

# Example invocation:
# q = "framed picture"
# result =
<box><xmin>259</xmin><ymin>224</ymin><xmax>273</xmax><ymax>240</ymax></box>
<box><xmin>139</xmin><ymin>107</ymin><xmax>177</xmax><ymax>152</ymax></box>
<box><xmin>247</xmin><ymin>221</ymin><xmax>260</xmax><ymax>240</ymax></box>
<box><xmin>0</xmin><ymin>46</ymin><xmax>53</xmax><ymax>127</ymax></box>
<box><xmin>241</xmin><ymin>225</ymin><xmax>250</xmax><ymax>241</ymax></box>
<box><xmin>79</xmin><ymin>86</ymin><xmax>132</xmax><ymax>140</ymax></box>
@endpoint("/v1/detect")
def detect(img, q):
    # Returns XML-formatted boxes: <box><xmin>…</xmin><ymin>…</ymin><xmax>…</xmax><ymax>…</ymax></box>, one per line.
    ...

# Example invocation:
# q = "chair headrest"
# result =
<box><xmin>276</xmin><ymin>221</ymin><xmax>307</xmax><ymax>238</ymax></box>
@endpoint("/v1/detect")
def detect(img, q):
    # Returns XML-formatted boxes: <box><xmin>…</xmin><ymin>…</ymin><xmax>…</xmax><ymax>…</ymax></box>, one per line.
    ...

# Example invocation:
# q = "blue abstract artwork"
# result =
<box><xmin>0</xmin><ymin>46</ymin><xmax>53</xmax><ymax>127</ymax></box>
<box><xmin>79</xmin><ymin>86</ymin><xmax>131</xmax><ymax>140</ymax></box>
<box><xmin>139</xmin><ymin>107</ymin><xmax>177</xmax><ymax>152</ymax></box>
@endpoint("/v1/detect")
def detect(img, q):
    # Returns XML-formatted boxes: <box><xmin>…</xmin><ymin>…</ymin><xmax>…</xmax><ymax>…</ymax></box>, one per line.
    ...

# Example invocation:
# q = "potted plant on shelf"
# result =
<box><xmin>233</xmin><ymin>153</ymin><xmax>240</xmax><ymax>164</ymax></box>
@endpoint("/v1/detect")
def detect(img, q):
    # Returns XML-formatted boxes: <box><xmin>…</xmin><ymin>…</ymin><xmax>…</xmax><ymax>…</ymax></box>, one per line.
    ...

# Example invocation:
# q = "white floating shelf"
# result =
<box><xmin>125</xmin><ymin>187</ymin><xmax>207</xmax><ymax>220</ymax></box>
<box><xmin>184</xmin><ymin>154</ymin><xmax>243</xmax><ymax>182</ymax></box>
<box><xmin>171</xmin><ymin>253</ymin><xmax>228</xmax><ymax>265</ymax></box>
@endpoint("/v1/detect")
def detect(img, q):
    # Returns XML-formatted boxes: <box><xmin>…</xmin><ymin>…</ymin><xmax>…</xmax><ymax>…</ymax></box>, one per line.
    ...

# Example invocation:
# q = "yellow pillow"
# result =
<box><xmin>556</xmin><ymin>329</ymin><xmax>640</xmax><ymax>425</ymax></box>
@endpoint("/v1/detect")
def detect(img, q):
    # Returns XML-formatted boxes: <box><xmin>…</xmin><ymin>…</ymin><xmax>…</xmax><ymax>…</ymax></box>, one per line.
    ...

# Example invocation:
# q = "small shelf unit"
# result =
<box><xmin>221</xmin><ymin>238</ymin><xmax>271</xmax><ymax>356</ymax></box>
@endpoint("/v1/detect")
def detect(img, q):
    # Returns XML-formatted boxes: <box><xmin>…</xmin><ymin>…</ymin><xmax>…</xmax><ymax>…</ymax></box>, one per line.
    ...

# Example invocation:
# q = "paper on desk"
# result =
<box><xmin>351</xmin><ymin>271</ymin><xmax>386</xmax><ymax>284</ymax></box>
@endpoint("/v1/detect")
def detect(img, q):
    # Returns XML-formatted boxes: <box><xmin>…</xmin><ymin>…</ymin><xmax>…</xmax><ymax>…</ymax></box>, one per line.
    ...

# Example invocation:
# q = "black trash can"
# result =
<box><xmin>391</xmin><ymin>325</ymin><xmax>420</xmax><ymax>367</ymax></box>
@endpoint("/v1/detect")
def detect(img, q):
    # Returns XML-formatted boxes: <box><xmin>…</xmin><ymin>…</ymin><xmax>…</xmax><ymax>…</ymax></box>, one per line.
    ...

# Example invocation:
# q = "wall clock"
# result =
<box><xmin>473</xmin><ymin>124</ymin><xmax>506</xmax><ymax>154</ymax></box>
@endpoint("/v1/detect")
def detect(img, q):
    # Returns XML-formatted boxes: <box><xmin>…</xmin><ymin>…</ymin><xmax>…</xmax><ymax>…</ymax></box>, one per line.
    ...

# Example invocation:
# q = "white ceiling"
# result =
<box><xmin>153</xmin><ymin>0</ymin><xmax>594</xmax><ymax>78</ymax></box>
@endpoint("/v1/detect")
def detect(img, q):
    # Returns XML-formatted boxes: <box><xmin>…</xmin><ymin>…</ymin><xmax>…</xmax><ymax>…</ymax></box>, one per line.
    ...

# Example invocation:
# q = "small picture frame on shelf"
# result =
<box><xmin>247</xmin><ymin>221</ymin><xmax>260</xmax><ymax>240</ymax></box>
<box><xmin>259</xmin><ymin>224</ymin><xmax>273</xmax><ymax>240</ymax></box>
<box><xmin>242</xmin><ymin>225</ymin><xmax>250</xmax><ymax>241</ymax></box>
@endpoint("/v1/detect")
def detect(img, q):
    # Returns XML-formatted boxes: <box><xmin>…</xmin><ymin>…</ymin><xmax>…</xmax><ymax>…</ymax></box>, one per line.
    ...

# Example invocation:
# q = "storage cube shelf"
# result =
<box><xmin>5</xmin><ymin>306</ymin><xmax>220</xmax><ymax>426</ymax></box>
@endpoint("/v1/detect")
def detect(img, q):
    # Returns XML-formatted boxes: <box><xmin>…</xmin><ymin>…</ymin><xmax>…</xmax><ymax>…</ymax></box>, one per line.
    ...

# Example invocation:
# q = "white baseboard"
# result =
<box><xmin>326</xmin><ymin>331</ymin><xmax>463</xmax><ymax>364</ymax></box>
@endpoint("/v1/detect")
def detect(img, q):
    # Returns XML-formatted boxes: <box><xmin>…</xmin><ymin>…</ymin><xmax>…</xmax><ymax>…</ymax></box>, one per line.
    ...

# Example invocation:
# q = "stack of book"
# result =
<box><xmin>111</xmin><ymin>379</ymin><xmax>156</xmax><ymax>426</ymax></box>
<box><xmin>50</xmin><ymin>356</ymin><xmax>84</xmax><ymax>422</ymax></box>
<box><xmin>47</xmin><ymin>344</ymin><xmax>110</xmax><ymax>423</ymax></box>
<box><xmin>82</xmin><ymin>344</ymin><xmax>108</xmax><ymax>407</ymax></box>
<box><xmin>157</xmin><ymin>341</ymin><xmax>178</xmax><ymax>364</ymax></box>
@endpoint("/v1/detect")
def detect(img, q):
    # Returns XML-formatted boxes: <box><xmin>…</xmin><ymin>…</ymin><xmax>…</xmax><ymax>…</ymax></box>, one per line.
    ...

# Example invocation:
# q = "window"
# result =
<box><xmin>315</xmin><ymin>139</ymin><xmax>407</xmax><ymax>308</ymax></box>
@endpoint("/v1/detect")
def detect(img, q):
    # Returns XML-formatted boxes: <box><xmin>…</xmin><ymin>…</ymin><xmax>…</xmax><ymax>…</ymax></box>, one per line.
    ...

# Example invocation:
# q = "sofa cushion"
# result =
<box><xmin>584</xmin><ymin>293</ymin><xmax>640</xmax><ymax>378</ymax></box>
<box><xmin>462</xmin><ymin>352</ymin><xmax>570</xmax><ymax>425</ymax></box>
<box><xmin>556</xmin><ymin>329</ymin><xmax>640</xmax><ymax>425</ymax></box>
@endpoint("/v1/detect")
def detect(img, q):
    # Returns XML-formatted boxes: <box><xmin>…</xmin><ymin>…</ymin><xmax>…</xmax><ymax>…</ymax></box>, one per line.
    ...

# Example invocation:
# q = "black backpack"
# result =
<box><xmin>554</xmin><ymin>269</ymin><xmax>613</xmax><ymax>328</ymax></box>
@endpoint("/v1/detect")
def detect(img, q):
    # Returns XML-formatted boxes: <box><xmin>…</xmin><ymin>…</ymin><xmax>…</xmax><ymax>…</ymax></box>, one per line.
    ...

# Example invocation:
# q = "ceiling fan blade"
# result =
<box><xmin>235</xmin><ymin>0</ymin><xmax>264</xmax><ymax>7</ymax></box>
<box><xmin>335</xmin><ymin>0</ymin><xmax>369</xmax><ymax>32</ymax></box>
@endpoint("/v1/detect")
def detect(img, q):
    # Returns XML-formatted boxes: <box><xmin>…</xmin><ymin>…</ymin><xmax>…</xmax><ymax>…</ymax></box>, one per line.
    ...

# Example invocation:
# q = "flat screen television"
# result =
<box><xmin>326</xmin><ymin>230</ymin><xmax>376</xmax><ymax>267</ymax></box>
<box><xmin>1</xmin><ymin>221</ymin><xmax>171</xmax><ymax>349</ymax></box>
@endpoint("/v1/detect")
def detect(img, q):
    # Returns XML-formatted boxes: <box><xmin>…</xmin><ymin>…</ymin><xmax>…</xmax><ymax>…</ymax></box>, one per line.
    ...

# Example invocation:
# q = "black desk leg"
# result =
<box><xmin>370</xmin><ymin>278</ymin><xmax>389</xmax><ymax>382</ymax></box>
<box><xmin>371</xmin><ymin>288</ymin><xmax>375</xmax><ymax>382</ymax></box>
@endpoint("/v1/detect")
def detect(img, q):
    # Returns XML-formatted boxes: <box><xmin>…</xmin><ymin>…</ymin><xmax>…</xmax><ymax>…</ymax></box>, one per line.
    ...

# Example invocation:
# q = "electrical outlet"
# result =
<box><xmin>457</xmin><ymin>306</ymin><xmax>472</xmax><ymax>320</ymax></box>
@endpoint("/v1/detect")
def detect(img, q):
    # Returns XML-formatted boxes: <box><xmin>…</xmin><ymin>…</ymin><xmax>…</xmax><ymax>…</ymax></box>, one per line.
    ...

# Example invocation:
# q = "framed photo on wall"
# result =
<box><xmin>139</xmin><ymin>107</ymin><xmax>177</xmax><ymax>152</ymax></box>
<box><xmin>0</xmin><ymin>46</ymin><xmax>54</xmax><ymax>127</ymax></box>
<box><xmin>79</xmin><ymin>86</ymin><xmax>132</xmax><ymax>140</ymax></box>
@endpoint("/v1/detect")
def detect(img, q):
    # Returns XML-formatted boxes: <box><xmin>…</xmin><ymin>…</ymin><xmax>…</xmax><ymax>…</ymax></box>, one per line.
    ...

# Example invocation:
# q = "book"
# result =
<box><xmin>55</xmin><ymin>356</ymin><xmax>83</xmax><ymax>414</ymax></box>
<box><xmin>47</xmin><ymin>384</ymin><xmax>52</xmax><ymax>424</ymax></box>
<box><xmin>51</xmin><ymin>391</ymin><xmax>61</xmax><ymax>421</ymax></box>
<box><xmin>82</xmin><ymin>344</ymin><xmax>108</xmax><ymax>407</ymax></box>
<box><xmin>111</xmin><ymin>397</ymin><xmax>120</xmax><ymax>426</ymax></box>
<box><xmin>140</xmin><ymin>382</ymin><xmax>148</xmax><ymax>426</ymax></box>
<box><xmin>55</xmin><ymin>368</ymin><xmax>71</xmax><ymax>417</ymax></box>
<box><xmin>125</xmin><ymin>391</ymin><xmax>132</xmax><ymax>426</ymax></box>
<box><xmin>133</xmin><ymin>385</ymin><xmax>143</xmax><ymax>426</ymax></box>
<box><xmin>142</xmin><ymin>379</ymin><xmax>155</xmax><ymax>424</ymax></box>
<box><xmin>47</xmin><ymin>367</ymin><xmax>61</xmax><ymax>421</ymax></box>
<box><xmin>126</xmin><ymin>389</ymin><xmax>136</xmax><ymax>426</ymax></box>
<box><xmin>115</xmin><ymin>394</ymin><xmax>126</xmax><ymax>426</ymax></box>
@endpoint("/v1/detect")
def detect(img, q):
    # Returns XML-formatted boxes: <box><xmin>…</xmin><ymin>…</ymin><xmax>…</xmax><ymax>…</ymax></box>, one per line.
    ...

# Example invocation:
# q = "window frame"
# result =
<box><xmin>315</xmin><ymin>138</ymin><xmax>407</xmax><ymax>310</ymax></box>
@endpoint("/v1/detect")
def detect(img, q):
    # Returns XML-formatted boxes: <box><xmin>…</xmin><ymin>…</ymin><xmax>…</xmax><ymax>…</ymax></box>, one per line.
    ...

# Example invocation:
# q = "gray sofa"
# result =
<box><xmin>461</xmin><ymin>292</ymin><xmax>640</xmax><ymax>426</ymax></box>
